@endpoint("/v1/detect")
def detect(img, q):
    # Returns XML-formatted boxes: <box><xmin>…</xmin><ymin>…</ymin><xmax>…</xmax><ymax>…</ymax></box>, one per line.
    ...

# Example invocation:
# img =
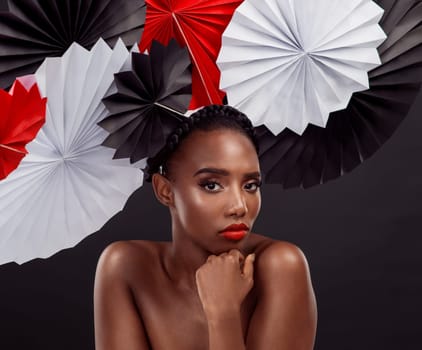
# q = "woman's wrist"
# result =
<box><xmin>203</xmin><ymin>304</ymin><xmax>241</xmax><ymax>323</ymax></box>
<box><xmin>206</xmin><ymin>309</ymin><xmax>246</xmax><ymax>350</ymax></box>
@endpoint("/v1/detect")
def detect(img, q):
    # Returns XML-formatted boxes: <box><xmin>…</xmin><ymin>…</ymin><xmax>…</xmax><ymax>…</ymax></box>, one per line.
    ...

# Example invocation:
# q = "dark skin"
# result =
<box><xmin>94</xmin><ymin>129</ymin><xmax>317</xmax><ymax>350</ymax></box>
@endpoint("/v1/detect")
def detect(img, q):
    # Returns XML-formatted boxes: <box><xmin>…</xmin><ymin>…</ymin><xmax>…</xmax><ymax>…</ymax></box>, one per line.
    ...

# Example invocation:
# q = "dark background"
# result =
<box><xmin>0</xmin><ymin>0</ymin><xmax>421</xmax><ymax>348</ymax></box>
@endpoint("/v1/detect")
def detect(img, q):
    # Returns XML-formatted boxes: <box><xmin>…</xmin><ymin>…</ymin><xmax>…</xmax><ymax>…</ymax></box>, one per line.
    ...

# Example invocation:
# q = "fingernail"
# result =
<box><xmin>250</xmin><ymin>253</ymin><xmax>256</xmax><ymax>262</ymax></box>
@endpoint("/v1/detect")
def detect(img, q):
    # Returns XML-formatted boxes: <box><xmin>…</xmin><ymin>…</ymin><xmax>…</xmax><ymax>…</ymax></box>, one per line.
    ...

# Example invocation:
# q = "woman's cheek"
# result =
<box><xmin>254</xmin><ymin>192</ymin><xmax>262</xmax><ymax>216</ymax></box>
<box><xmin>248</xmin><ymin>192</ymin><xmax>261</xmax><ymax>223</ymax></box>
<box><xmin>175</xmin><ymin>188</ymin><xmax>215</xmax><ymax>225</ymax></box>
<box><xmin>188</xmin><ymin>188</ymin><xmax>210</xmax><ymax>208</ymax></box>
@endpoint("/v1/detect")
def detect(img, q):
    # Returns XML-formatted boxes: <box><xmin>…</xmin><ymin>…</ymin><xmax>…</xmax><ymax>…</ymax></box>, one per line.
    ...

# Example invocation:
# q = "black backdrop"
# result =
<box><xmin>0</xmin><ymin>1</ymin><xmax>422</xmax><ymax>349</ymax></box>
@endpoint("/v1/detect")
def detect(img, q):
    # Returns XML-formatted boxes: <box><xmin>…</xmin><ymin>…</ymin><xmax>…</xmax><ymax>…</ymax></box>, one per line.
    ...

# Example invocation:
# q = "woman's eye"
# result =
<box><xmin>244</xmin><ymin>181</ymin><xmax>262</xmax><ymax>192</ymax></box>
<box><xmin>199</xmin><ymin>181</ymin><xmax>223</xmax><ymax>192</ymax></box>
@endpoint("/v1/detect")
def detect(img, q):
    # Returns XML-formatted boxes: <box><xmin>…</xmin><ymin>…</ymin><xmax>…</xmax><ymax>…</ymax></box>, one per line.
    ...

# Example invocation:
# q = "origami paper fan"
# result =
<box><xmin>0</xmin><ymin>0</ymin><xmax>146</xmax><ymax>89</ymax></box>
<box><xmin>256</xmin><ymin>0</ymin><xmax>422</xmax><ymax>187</ymax></box>
<box><xmin>0</xmin><ymin>76</ymin><xmax>46</xmax><ymax>180</ymax></box>
<box><xmin>0</xmin><ymin>39</ymin><xmax>143</xmax><ymax>265</ymax></box>
<box><xmin>217</xmin><ymin>0</ymin><xmax>387</xmax><ymax>135</ymax></box>
<box><xmin>139</xmin><ymin>0</ymin><xmax>242</xmax><ymax>109</ymax></box>
<box><xmin>99</xmin><ymin>39</ymin><xmax>192</xmax><ymax>163</ymax></box>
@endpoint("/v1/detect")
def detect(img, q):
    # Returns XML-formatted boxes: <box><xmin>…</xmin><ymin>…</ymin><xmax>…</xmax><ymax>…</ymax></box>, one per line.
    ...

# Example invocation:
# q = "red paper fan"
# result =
<box><xmin>139</xmin><ymin>0</ymin><xmax>242</xmax><ymax>109</ymax></box>
<box><xmin>0</xmin><ymin>76</ymin><xmax>46</xmax><ymax>180</ymax></box>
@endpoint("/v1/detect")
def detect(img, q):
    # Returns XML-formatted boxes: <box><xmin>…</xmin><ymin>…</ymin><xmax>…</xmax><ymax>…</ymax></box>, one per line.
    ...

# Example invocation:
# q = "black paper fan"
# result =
<box><xmin>0</xmin><ymin>0</ymin><xmax>146</xmax><ymax>88</ymax></box>
<box><xmin>258</xmin><ymin>0</ymin><xmax>422</xmax><ymax>188</ymax></box>
<box><xmin>99</xmin><ymin>39</ymin><xmax>192</xmax><ymax>163</ymax></box>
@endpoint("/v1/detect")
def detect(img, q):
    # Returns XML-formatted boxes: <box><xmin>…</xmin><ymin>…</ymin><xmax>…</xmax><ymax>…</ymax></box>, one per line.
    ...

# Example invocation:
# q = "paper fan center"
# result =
<box><xmin>218</xmin><ymin>0</ymin><xmax>386</xmax><ymax>135</ymax></box>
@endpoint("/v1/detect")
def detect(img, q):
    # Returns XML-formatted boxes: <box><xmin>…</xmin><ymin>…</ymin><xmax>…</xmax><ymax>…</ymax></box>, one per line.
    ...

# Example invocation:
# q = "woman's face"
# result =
<box><xmin>167</xmin><ymin>128</ymin><xmax>261</xmax><ymax>254</ymax></box>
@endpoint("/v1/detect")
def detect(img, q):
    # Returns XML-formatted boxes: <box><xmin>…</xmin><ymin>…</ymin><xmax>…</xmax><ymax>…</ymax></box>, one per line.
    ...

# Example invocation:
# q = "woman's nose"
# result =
<box><xmin>225</xmin><ymin>188</ymin><xmax>247</xmax><ymax>217</ymax></box>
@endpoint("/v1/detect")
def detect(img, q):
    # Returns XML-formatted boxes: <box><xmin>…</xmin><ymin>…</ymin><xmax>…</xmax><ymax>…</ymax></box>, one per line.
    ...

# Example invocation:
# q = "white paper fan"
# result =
<box><xmin>217</xmin><ymin>0</ymin><xmax>387</xmax><ymax>135</ymax></box>
<box><xmin>0</xmin><ymin>39</ymin><xmax>143</xmax><ymax>265</ymax></box>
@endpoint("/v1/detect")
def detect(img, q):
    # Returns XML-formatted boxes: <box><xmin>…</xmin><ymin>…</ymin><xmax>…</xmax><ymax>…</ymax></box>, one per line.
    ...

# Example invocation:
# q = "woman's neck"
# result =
<box><xmin>163</xmin><ymin>228</ymin><xmax>211</xmax><ymax>292</ymax></box>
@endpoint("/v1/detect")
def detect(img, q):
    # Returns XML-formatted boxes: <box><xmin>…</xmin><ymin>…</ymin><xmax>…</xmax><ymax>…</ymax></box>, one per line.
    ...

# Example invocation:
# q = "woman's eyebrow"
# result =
<box><xmin>194</xmin><ymin>168</ymin><xmax>229</xmax><ymax>176</ymax></box>
<box><xmin>193</xmin><ymin>168</ymin><xmax>261</xmax><ymax>178</ymax></box>
<box><xmin>244</xmin><ymin>171</ymin><xmax>261</xmax><ymax>179</ymax></box>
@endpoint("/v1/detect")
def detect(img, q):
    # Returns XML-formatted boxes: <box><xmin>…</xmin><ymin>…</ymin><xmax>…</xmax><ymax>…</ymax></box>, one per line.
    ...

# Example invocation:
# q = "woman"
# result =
<box><xmin>94</xmin><ymin>105</ymin><xmax>317</xmax><ymax>349</ymax></box>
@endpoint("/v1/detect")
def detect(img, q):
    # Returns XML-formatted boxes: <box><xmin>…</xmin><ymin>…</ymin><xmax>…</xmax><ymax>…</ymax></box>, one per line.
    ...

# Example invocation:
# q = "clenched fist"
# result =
<box><xmin>195</xmin><ymin>249</ymin><xmax>255</xmax><ymax>318</ymax></box>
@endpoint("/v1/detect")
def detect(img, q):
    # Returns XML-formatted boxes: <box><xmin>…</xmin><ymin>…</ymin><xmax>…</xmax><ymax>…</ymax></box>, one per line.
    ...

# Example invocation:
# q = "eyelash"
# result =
<box><xmin>198</xmin><ymin>180</ymin><xmax>262</xmax><ymax>193</ymax></box>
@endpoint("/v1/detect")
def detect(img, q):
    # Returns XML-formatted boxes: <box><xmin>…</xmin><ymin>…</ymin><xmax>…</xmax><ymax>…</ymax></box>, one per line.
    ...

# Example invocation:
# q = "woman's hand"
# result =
<box><xmin>195</xmin><ymin>249</ymin><xmax>255</xmax><ymax>319</ymax></box>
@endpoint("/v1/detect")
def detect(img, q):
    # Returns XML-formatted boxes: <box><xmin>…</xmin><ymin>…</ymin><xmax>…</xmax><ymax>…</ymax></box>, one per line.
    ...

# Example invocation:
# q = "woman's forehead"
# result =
<box><xmin>171</xmin><ymin>129</ymin><xmax>260</xmax><ymax>173</ymax></box>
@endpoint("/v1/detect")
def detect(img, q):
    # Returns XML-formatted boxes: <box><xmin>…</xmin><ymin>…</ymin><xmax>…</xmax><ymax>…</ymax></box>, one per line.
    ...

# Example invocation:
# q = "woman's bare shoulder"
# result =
<box><xmin>248</xmin><ymin>233</ymin><xmax>311</xmax><ymax>282</ymax></box>
<box><xmin>96</xmin><ymin>240</ymin><xmax>168</xmax><ymax>282</ymax></box>
<box><xmin>249</xmin><ymin>232</ymin><xmax>305</xmax><ymax>256</ymax></box>
<box><xmin>245</xmin><ymin>239</ymin><xmax>317</xmax><ymax>348</ymax></box>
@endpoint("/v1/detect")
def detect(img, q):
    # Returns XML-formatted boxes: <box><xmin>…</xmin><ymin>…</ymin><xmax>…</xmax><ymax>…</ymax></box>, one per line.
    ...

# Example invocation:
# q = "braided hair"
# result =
<box><xmin>145</xmin><ymin>104</ymin><xmax>259</xmax><ymax>182</ymax></box>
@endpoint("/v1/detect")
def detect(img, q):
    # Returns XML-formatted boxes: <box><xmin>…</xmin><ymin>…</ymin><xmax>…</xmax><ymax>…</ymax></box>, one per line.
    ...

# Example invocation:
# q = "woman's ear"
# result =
<box><xmin>151</xmin><ymin>173</ymin><xmax>174</xmax><ymax>207</ymax></box>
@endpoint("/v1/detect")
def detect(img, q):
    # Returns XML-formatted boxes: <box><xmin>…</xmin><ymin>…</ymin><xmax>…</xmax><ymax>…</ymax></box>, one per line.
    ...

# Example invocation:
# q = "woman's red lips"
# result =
<box><xmin>220</xmin><ymin>223</ymin><xmax>249</xmax><ymax>232</ymax></box>
<box><xmin>219</xmin><ymin>224</ymin><xmax>249</xmax><ymax>241</ymax></box>
<box><xmin>221</xmin><ymin>231</ymin><xmax>247</xmax><ymax>241</ymax></box>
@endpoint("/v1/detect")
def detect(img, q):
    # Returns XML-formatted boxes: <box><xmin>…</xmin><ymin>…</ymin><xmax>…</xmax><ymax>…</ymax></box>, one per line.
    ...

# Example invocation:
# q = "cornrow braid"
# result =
<box><xmin>144</xmin><ymin>104</ymin><xmax>259</xmax><ymax>182</ymax></box>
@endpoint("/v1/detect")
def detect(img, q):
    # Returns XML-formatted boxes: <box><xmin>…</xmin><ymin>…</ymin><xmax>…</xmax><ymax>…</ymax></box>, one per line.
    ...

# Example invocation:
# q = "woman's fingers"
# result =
<box><xmin>226</xmin><ymin>249</ymin><xmax>244</xmax><ymax>264</ymax></box>
<box><xmin>206</xmin><ymin>254</ymin><xmax>216</xmax><ymax>262</ymax></box>
<box><xmin>196</xmin><ymin>250</ymin><xmax>256</xmax><ymax>316</ymax></box>
<box><xmin>242</xmin><ymin>253</ymin><xmax>255</xmax><ymax>281</ymax></box>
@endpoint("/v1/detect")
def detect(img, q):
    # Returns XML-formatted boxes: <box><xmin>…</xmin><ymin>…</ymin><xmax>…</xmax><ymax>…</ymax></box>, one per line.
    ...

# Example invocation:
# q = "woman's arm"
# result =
<box><xmin>196</xmin><ymin>250</ymin><xmax>255</xmax><ymax>350</ymax></box>
<box><xmin>246</xmin><ymin>242</ymin><xmax>317</xmax><ymax>350</ymax></box>
<box><xmin>196</xmin><ymin>242</ymin><xmax>317</xmax><ymax>350</ymax></box>
<box><xmin>206</xmin><ymin>308</ymin><xmax>247</xmax><ymax>350</ymax></box>
<box><xmin>94</xmin><ymin>242</ymin><xmax>150</xmax><ymax>350</ymax></box>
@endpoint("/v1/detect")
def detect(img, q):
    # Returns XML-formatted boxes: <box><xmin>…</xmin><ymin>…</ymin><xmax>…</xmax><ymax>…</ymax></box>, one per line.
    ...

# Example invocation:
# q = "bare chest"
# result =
<box><xmin>132</xmin><ymin>281</ymin><xmax>256</xmax><ymax>350</ymax></box>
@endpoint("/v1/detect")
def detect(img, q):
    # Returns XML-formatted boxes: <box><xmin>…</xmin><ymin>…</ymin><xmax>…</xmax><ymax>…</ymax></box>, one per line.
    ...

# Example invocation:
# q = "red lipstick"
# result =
<box><xmin>219</xmin><ymin>223</ymin><xmax>249</xmax><ymax>241</ymax></box>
